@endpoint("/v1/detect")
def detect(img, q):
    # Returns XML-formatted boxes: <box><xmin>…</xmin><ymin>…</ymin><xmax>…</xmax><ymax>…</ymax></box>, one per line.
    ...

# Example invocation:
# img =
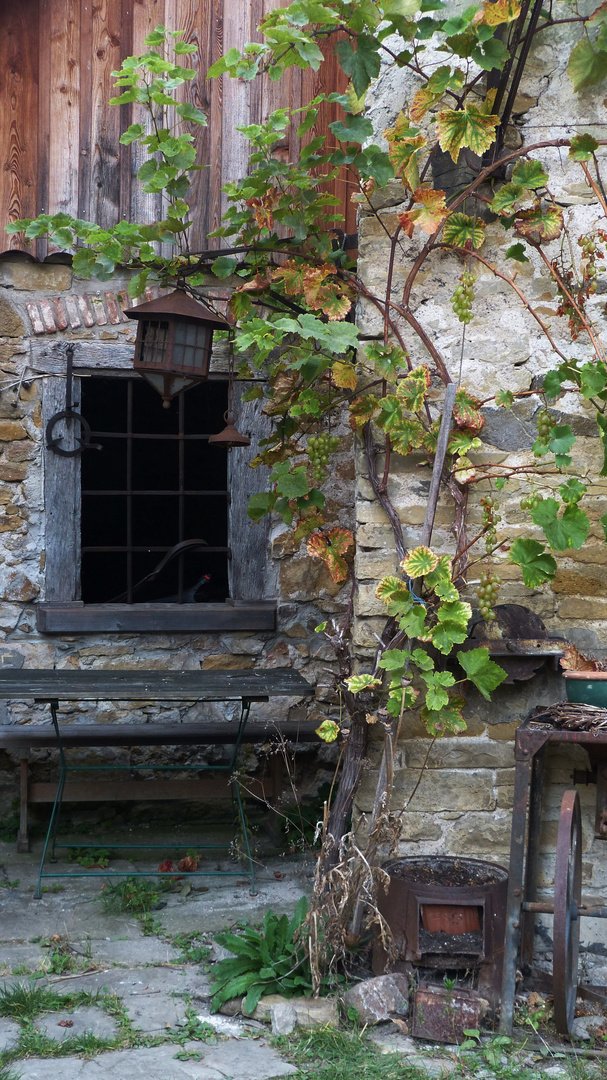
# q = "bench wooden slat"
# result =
<box><xmin>0</xmin><ymin>720</ymin><xmax>319</xmax><ymax>750</ymax></box>
<box><xmin>0</xmin><ymin>668</ymin><xmax>313</xmax><ymax>701</ymax></box>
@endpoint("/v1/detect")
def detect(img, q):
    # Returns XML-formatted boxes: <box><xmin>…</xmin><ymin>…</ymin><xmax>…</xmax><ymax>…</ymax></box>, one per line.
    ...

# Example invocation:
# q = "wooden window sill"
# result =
<box><xmin>36</xmin><ymin>602</ymin><xmax>276</xmax><ymax>634</ymax></box>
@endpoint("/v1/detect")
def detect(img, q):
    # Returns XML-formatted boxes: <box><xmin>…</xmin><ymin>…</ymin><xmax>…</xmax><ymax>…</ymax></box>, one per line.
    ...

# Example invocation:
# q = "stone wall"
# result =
<box><xmin>354</xmin><ymin>8</ymin><xmax>607</xmax><ymax>949</ymax></box>
<box><xmin>0</xmin><ymin>255</ymin><xmax>353</xmax><ymax>818</ymax></box>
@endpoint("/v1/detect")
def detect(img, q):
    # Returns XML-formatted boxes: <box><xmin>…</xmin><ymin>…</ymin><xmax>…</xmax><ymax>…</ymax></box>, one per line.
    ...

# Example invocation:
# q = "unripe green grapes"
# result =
<box><xmin>451</xmin><ymin>271</ymin><xmax>475</xmax><ymax>324</ymax></box>
<box><xmin>478</xmin><ymin>568</ymin><xmax>501</xmax><ymax>621</ymax></box>
<box><xmin>307</xmin><ymin>432</ymin><xmax>340</xmax><ymax>483</ymax></box>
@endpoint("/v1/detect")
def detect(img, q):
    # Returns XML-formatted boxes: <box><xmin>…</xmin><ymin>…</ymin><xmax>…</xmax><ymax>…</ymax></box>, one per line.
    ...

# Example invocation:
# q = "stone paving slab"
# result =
<box><xmin>14</xmin><ymin>1042</ymin><xmax>298</xmax><ymax>1080</ymax></box>
<box><xmin>37</xmin><ymin>1005</ymin><xmax>120</xmax><ymax>1042</ymax></box>
<box><xmin>48</xmin><ymin>964</ymin><xmax>210</xmax><ymax>999</ymax></box>
<box><xmin>0</xmin><ymin>1015</ymin><xmax>21</xmax><ymax>1051</ymax></box>
<box><xmin>89</xmin><ymin>936</ymin><xmax>179</xmax><ymax>966</ymax></box>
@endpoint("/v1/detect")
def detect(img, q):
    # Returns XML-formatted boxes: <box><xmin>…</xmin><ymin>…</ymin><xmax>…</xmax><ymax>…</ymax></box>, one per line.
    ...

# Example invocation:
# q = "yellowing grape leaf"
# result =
<box><xmin>332</xmin><ymin>361</ymin><xmax>358</xmax><ymax>389</ymax></box>
<box><xmin>384</xmin><ymin>113</ymin><xmax>426</xmax><ymax>190</ymax></box>
<box><xmin>349</xmin><ymin>394</ymin><xmax>379</xmax><ymax>431</ymax></box>
<box><xmin>514</xmin><ymin>204</ymin><xmax>564</xmax><ymax>244</ymax></box>
<box><xmin>345</xmin><ymin>673</ymin><xmax>382</xmax><ymax>693</ymax></box>
<box><xmin>410</xmin><ymin>66</ymin><xmax>463</xmax><ymax>123</ymax></box>
<box><xmin>475</xmin><ymin>0</ymin><xmax>521</xmax><ymax>25</ymax></box>
<box><xmin>307</xmin><ymin>526</ymin><xmax>354</xmax><ymax>583</ymax></box>
<box><xmin>436</xmin><ymin>105</ymin><xmax>499</xmax><ymax>162</ymax></box>
<box><xmin>396</xmin><ymin>364</ymin><xmax>432</xmax><ymax>412</ymax></box>
<box><xmin>453</xmin><ymin>387</ymin><xmax>485</xmax><ymax>432</ymax></box>
<box><xmin>317</xmin><ymin>288</ymin><xmax>353</xmax><ymax>321</ymax></box>
<box><xmin>442</xmin><ymin>213</ymin><xmax>486</xmax><ymax>250</ymax></box>
<box><xmin>315</xmin><ymin>719</ymin><xmax>340</xmax><ymax>742</ymax></box>
<box><xmin>401</xmin><ymin>546</ymin><xmax>439</xmax><ymax>577</ymax></box>
<box><xmin>398</xmin><ymin>187</ymin><xmax>449</xmax><ymax>236</ymax></box>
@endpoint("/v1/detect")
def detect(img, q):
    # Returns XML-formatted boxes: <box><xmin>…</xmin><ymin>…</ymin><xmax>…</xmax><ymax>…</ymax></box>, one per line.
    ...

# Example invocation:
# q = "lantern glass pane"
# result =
<box><xmin>173</xmin><ymin>321</ymin><xmax>210</xmax><ymax>371</ymax></box>
<box><xmin>140</xmin><ymin>319</ymin><xmax>169</xmax><ymax>364</ymax></box>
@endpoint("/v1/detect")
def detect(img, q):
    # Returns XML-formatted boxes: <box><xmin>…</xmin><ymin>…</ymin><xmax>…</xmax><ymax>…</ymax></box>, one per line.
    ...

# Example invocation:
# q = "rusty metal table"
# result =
<box><xmin>0</xmin><ymin>668</ymin><xmax>312</xmax><ymax>898</ymax></box>
<box><xmin>499</xmin><ymin>717</ymin><xmax>607</xmax><ymax>1034</ymax></box>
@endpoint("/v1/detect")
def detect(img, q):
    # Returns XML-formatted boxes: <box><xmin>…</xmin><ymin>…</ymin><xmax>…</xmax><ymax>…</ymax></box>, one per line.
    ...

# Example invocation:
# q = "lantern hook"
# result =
<box><xmin>46</xmin><ymin>345</ymin><xmax>102</xmax><ymax>457</ymax></box>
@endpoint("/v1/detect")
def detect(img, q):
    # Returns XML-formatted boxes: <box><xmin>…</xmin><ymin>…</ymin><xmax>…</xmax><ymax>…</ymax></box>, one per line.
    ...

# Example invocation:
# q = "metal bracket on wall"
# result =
<box><xmin>45</xmin><ymin>344</ymin><xmax>102</xmax><ymax>457</ymax></box>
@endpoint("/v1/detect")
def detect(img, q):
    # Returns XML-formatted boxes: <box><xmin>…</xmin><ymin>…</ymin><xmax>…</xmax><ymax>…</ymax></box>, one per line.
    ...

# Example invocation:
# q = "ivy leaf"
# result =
<box><xmin>442</xmin><ymin>213</ymin><xmax>486</xmax><ymax>250</ymax></box>
<box><xmin>568</xmin><ymin>38</ymin><xmax>607</xmax><ymax>92</ymax></box>
<box><xmin>399</xmin><ymin>188</ymin><xmax>449</xmax><ymax>236</ymax></box>
<box><xmin>211</xmin><ymin>255</ymin><xmax>239</xmax><ymax>278</ymax></box>
<box><xmin>335</xmin><ymin>35</ymin><xmax>381</xmax><ymax>97</ymax></box>
<box><xmin>509</xmin><ymin>537</ymin><xmax>557</xmax><ymax>587</ymax></box>
<box><xmin>315</xmin><ymin>719</ymin><xmax>340</xmax><ymax>743</ymax></box>
<box><xmin>505</xmin><ymin>242</ymin><xmax>530</xmax><ymax>263</ymax></box>
<box><xmin>307</xmin><ymin>527</ymin><xmax>354</xmax><ymax>583</ymax></box>
<box><xmin>511</xmin><ymin>159</ymin><xmax>548</xmax><ymax>189</ymax></box>
<box><xmin>345</xmin><ymin>674</ymin><xmax>382</xmax><ymax>694</ymax></box>
<box><xmin>453</xmin><ymin>387</ymin><xmax>485</xmax><ymax>432</ymax></box>
<box><xmin>458</xmin><ymin>647</ymin><xmax>507</xmax><ymax>700</ymax></box>
<box><xmin>531</xmin><ymin>497</ymin><xmax>590</xmax><ymax>550</ymax></box>
<box><xmin>514</xmin><ymin>204</ymin><xmax>564</xmax><ymax>243</ymax></box>
<box><xmin>401</xmin><ymin>546</ymin><xmax>440</xmax><ymax>578</ymax></box>
<box><xmin>569</xmin><ymin>133</ymin><xmax>600</xmax><ymax>161</ymax></box>
<box><xmin>349</xmin><ymin>395</ymin><xmax>379</xmax><ymax>431</ymax></box>
<box><xmin>436</xmin><ymin>105</ymin><xmax>499</xmax><ymax>163</ymax></box>
<box><xmin>329</xmin><ymin>114</ymin><xmax>374</xmax><ymax>144</ymax></box>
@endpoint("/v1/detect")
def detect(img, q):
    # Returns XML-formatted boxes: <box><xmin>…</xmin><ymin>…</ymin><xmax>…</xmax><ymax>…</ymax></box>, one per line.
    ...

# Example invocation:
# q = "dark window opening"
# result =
<box><xmin>80</xmin><ymin>377</ymin><xmax>229</xmax><ymax>604</ymax></box>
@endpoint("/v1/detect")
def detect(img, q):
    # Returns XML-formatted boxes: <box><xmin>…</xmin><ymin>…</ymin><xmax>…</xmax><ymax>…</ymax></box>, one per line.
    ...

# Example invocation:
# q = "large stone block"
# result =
<box><xmin>404</xmin><ymin>738</ymin><xmax>515</xmax><ymax>769</ymax></box>
<box><xmin>448</xmin><ymin>812</ymin><xmax>512</xmax><ymax>855</ymax></box>
<box><xmin>558</xmin><ymin>597</ymin><xmax>607</xmax><ymax>619</ymax></box>
<box><xmin>0</xmin><ymin>259</ymin><xmax>72</xmax><ymax>291</ymax></box>
<box><xmin>0</xmin><ymin>297</ymin><xmax>25</xmax><ymax>337</ymax></box>
<box><xmin>357</xmin><ymin>768</ymin><xmax>495</xmax><ymax>813</ymax></box>
<box><xmin>0</xmin><ymin>421</ymin><xmax>26</xmax><ymax>442</ymax></box>
<box><xmin>279</xmin><ymin>556</ymin><xmax>343</xmax><ymax>600</ymax></box>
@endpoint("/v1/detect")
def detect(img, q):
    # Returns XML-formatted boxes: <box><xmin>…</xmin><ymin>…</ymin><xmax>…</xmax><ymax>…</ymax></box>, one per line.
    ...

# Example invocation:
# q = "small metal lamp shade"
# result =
<box><xmin>126</xmin><ymin>290</ymin><xmax>228</xmax><ymax>407</ymax></box>
<box><xmin>208</xmin><ymin>410</ymin><xmax>251</xmax><ymax>448</ymax></box>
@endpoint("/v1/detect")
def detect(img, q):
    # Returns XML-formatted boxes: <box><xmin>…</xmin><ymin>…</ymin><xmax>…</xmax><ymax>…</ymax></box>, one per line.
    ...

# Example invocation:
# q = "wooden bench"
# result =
<box><xmin>0</xmin><ymin>719</ymin><xmax>319</xmax><ymax>853</ymax></box>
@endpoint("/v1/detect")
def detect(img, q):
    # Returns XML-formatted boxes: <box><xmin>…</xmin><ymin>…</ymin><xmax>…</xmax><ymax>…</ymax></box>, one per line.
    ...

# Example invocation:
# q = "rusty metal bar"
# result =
<box><xmin>499</xmin><ymin>737</ymin><xmax>533</xmax><ymax>1034</ymax></box>
<box><xmin>521</xmin><ymin>746</ymin><xmax>545</xmax><ymax>968</ymax></box>
<box><xmin>126</xmin><ymin>378</ymin><xmax>133</xmax><ymax>603</ymax></box>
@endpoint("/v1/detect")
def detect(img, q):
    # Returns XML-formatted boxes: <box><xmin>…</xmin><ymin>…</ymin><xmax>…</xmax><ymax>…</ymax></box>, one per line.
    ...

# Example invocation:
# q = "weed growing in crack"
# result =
<box><xmin>171</xmin><ymin>931</ymin><xmax>211</xmax><ymax>965</ymax></box>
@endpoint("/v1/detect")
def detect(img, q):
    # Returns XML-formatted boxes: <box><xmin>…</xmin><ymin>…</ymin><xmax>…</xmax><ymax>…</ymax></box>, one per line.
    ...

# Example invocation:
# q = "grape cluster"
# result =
<box><xmin>578</xmin><ymin>235</ymin><xmax>601</xmax><ymax>295</ymax></box>
<box><xmin>536</xmin><ymin>409</ymin><xmax>555</xmax><ymax>447</ymax></box>
<box><xmin>307</xmin><ymin>433</ymin><xmax>340</xmax><ymax>483</ymax></box>
<box><xmin>480</xmin><ymin>495</ymin><xmax>501</xmax><ymax>553</ymax></box>
<box><xmin>451</xmin><ymin>271</ymin><xmax>475</xmax><ymax>324</ymax></box>
<box><xmin>520</xmin><ymin>492</ymin><xmax>544</xmax><ymax>512</ymax></box>
<box><xmin>478</xmin><ymin>569</ymin><xmax>501</xmax><ymax>621</ymax></box>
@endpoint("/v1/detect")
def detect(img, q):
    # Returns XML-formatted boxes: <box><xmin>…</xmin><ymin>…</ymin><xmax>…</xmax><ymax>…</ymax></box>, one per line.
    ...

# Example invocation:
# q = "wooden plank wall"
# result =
<box><xmin>0</xmin><ymin>0</ymin><xmax>354</xmax><ymax>260</ymax></box>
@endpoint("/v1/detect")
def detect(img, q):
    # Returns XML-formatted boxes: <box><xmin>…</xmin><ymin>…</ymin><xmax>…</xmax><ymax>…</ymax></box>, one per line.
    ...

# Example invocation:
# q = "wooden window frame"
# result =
<box><xmin>36</xmin><ymin>370</ymin><xmax>274</xmax><ymax>633</ymax></box>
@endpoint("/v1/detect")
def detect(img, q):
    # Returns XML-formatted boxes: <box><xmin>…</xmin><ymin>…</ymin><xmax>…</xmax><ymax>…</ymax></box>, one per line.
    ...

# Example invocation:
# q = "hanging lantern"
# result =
<box><xmin>126</xmin><ymin>290</ymin><xmax>228</xmax><ymax>407</ymax></box>
<box><xmin>208</xmin><ymin>410</ymin><xmax>251</xmax><ymax>448</ymax></box>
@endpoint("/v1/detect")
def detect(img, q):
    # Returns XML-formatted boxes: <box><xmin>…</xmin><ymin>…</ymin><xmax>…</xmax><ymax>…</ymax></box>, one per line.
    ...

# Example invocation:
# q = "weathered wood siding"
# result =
<box><xmin>0</xmin><ymin>0</ymin><xmax>354</xmax><ymax>259</ymax></box>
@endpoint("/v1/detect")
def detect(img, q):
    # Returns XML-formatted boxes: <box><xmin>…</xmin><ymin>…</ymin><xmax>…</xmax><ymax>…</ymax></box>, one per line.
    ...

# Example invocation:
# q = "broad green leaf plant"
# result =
<box><xmin>7</xmin><ymin>11</ymin><xmax>607</xmax><ymax>890</ymax></box>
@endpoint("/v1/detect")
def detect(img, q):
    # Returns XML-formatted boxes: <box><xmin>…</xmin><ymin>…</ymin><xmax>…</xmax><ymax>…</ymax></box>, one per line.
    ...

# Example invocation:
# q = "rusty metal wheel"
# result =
<box><xmin>553</xmin><ymin>789</ymin><xmax>582</xmax><ymax>1035</ymax></box>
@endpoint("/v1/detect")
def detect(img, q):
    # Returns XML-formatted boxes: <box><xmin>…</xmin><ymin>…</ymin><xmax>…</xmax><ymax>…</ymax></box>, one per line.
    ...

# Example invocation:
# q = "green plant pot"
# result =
<box><xmin>563</xmin><ymin>671</ymin><xmax>607</xmax><ymax>707</ymax></box>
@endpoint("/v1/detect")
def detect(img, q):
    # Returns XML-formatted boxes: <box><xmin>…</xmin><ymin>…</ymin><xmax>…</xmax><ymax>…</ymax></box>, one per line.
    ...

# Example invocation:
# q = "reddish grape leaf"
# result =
<box><xmin>307</xmin><ymin>527</ymin><xmax>355</xmax><ymax>583</ymax></box>
<box><xmin>399</xmin><ymin>187</ymin><xmax>449</xmax><ymax>236</ymax></box>
<box><xmin>514</xmin><ymin>204</ymin><xmax>564</xmax><ymax>243</ymax></box>
<box><xmin>349</xmin><ymin>394</ymin><xmax>379</xmax><ymax>431</ymax></box>
<box><xmin>452</xmin><ymin>388</ymin><xmax>485</xmax><ymax>432</ymax></box>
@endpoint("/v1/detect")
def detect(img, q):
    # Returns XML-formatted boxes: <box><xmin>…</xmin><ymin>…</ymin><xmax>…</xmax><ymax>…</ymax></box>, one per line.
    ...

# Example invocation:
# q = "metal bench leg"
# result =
<box><xmin>17</xmin><ymin>757</ymin><xmax>30</xmax><ymax>853</ymax></box>
<box><xmin>35</xmin><ymin>700</ymin><xmax>66</xmax><ymax>899</ymax></box>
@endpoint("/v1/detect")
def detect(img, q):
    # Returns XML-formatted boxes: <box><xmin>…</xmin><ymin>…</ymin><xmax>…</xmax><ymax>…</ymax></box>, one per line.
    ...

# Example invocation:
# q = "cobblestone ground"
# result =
<box><xmin>0</xmin><ymin>836</ymin><xmax>605</xmax><ymax>1079</ymax></box>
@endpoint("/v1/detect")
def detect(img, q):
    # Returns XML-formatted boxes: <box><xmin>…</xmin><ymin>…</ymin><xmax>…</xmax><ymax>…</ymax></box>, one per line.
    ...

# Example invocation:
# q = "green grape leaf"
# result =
<box><xmin>436</xmin><ymin>105</ymin><xmax>499</xmax><ymax>163</ymax></box>
<box><xmin>401</xmin><ymin>546</ymin><xmax>440</xmax><ymax>578</ymax></box>
<box><xmin>315</xmin><ymin>720</ymin><xmax>340</xmax><ymax>743</ymax></box>
<box><xmin>514</xmin><ymin>204</ymin><xmax>564</xmax><ymax>243</ymax></box>
<box><xmin>379</xmin><ymin>648</ymin><xmax>409</xmax><ymax>671</ymax></box>
<box><xmin>546</xmin><ymin>423</ymin><xmax>575</xmax><ymax>466</ymax></box>
<box><xmin>411</xmin><ymin>647</ymin><xmax>434</xmax><ymax>671</ymax></box>
<box><xmin>505</xmin><ymin>242</ymin><xmax>530</xmax><ymax>263</ymax></box>
<box><xmin>421</xmin><ymin>669</ymin><xmax>456</xmax><ymax>711</ymax></box>
<box><xmin>211</xmin><ymin>255</ymin><xmax>239</xmax><ymax>278</ymax></box>
<box><xmin>509</xmin><ymin>537</ymin><xmax>557</xmax><ymax>587</ymax></box>
<box><xmin>568</xmin><ymin>38</ymin><xmax>607</xmax><ymax>92</ymax></box>
<box><xmin>356</xmin><ymin>146</ymin><xmax>395</xmax><ymax>187</ymax></box>
<box><xmin>580</xmin><ymin>362</ymin><xmax>607</xmax><ymax>399</ymax></box>
<box><xmin>496</xmin><ymin>389</ymin><xmax>514</xmax><ymax>407</ymax></box>
<box><xmin>559</xmin><ymin>478</ymin><xmax>586</xmax><ymax>504</ymax></box>
<box><xmin>458</xmin><ymin>647</ymin><xmax>507</xmax><ymax>700</ymax></box>
<box><xmin>430</xmin><ymin>600</ymin><xmax>472</xmax><ymax>654</ymax></box>
<box><xmin>531</xmin><ymin>497</ymin><xmax>590</xmax><ymax>550</ymax></box>
<box><xmin>542</xmin><ymin>368</ymin><xmax>564</xmax><ymax>397</ymax></box>
<box><xmin>491</xmin><ymin>183</ymin><xmax>526</xmax><ymax>215</ymax></box>
<box><xmin>386</xmin><ymin>685</ymin><xmax>419</xmax><ymax>717</ymax></box>
<box><xmin>400</xmin><ymin>603</ymin><xmax>429</xmax><ymax>639</ymax></box>
<box><xmin>247</xmin><ymin>491</ymin><xmax>277</xmax><ymax>522</ymax></box>
<box><xmin>471</xmin><ymin>35</ymin><xmax>510</xmax><ymax>71</ymax></box>
<box><xmin>421</xmin><ymin>695</ymin><xmax>467</xmax><ymax>736</ymax></box>
<box><xmin>345</xmin><ymin>674</ymin><xmax>382</xmax><ymax>694</ymax></box>
<box><xmin>569</xmin><ymin>133</ymin><xmax>600</xmax><ymax>161</ymax></box>
<box><xmin>601</xmin><ymin>513</ymin><xmax>607</xmax><ymax>543</ymax></box>
<box><xmin>443</xmin><ymin>213</ymin><xmax>486</xmax><ymax>250</ymax></box>
<box><xmin>329</xmin><ymin>114</ymin><xmax>374</xmax><ymax>144</ymax></box>
<box><xmin>335</xmin><ymin>35</ymin><xmax>381</xmax><ymax>97</ymax></box>
<box><xmin>511</xmin><ymin>159</ymin><xmax>548</xmax><ymax>189</ymax></box>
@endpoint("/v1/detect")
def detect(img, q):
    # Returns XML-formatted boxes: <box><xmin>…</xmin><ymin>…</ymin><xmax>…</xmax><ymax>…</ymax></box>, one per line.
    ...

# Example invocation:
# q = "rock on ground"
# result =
<box><xmin>344</xmin><ymin>974</ymin><xmax>410</xmax><ymax>1024</ymax></box>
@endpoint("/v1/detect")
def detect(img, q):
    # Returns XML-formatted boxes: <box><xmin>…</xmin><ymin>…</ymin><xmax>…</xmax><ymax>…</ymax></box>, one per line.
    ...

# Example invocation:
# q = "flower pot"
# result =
<box><xmin>563</xmin><ymin>671</ymin><xmax>607</xmax><ymax>708</ymax></box>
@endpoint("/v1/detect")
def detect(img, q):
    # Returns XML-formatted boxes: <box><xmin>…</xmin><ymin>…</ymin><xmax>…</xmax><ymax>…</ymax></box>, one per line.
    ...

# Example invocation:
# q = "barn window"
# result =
<box><xmin>36</xmin><ymin>372</ymin><xmax>274</xmax><ymax>633</ymax></box>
